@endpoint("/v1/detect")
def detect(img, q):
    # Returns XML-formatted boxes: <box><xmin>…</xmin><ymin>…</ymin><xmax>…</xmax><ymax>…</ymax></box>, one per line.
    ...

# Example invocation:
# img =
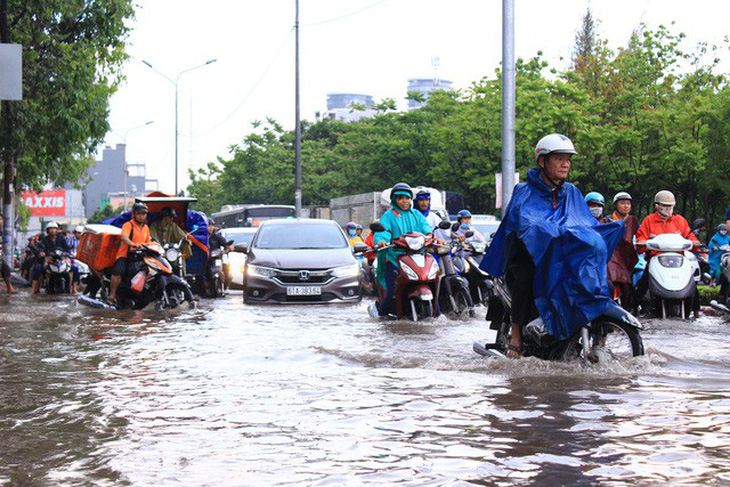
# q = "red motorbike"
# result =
<box><xmin>366</xmin><ymin>225</ymin><xmax>441</xmax><ymax>321</ymax></box>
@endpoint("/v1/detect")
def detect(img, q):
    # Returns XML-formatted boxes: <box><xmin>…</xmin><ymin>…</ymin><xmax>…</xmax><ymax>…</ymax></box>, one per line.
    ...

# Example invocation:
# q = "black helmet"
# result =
<box><xmin>132</xmin><ymin>202</ymin><xmax>148</xmax><ymax>214</ymax></box>
<box><xmin>160</xmin><ymin>206</ymin><xmax>176</xmax><ymax>218</ymax></box>
<box><xmin>390</xmin><ymin>182</ymin><xmax>413</xmax><ymax>200</ymax></box>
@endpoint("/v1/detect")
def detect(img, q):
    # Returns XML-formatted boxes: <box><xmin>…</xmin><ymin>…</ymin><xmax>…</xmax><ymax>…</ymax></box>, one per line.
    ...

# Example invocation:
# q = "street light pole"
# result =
<box><xmin>122</xmin><ymin>120</ymin><xmax>154</xmax><ymax>210</ymax></box>
<box><xmin>501</xmin><ymin>0</ymin><xmax>516</xmax><ymax>209</ymax></box>
<box><xmin>294</xmin><ymin>0</ymin><xmax>302</xmax><ymax>217</ymax></box>
<box><xmin>142</xmin><ymin>59</ymin><xmax>217</xmax><ymax>195</ymax></box>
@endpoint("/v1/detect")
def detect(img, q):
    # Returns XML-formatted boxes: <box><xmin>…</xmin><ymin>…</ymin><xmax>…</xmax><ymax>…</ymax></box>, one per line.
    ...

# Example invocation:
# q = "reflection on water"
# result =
<box><xmin>1</xmin><ymin>293</ymin><xmax>729</xmax><ymax>485</ymax></box>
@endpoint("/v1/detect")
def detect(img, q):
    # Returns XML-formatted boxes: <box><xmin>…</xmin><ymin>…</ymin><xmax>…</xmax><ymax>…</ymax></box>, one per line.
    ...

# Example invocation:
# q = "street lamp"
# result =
<box><xmin>142</xmin><ymin>58</ymin><xmax>217</xmax><ymax>195</ymax></box>
<box><xmin>122</xmin><ymin>120</ymin><xmax>154</xmax><ymax>210</ymax></box>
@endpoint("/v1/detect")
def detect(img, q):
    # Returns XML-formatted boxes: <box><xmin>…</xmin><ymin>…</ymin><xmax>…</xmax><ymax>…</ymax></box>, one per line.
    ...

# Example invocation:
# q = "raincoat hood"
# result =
<box><xmin>481</xmin><ymin>168</ymin><xmax>625</xmax><ymax>340</ymax></box>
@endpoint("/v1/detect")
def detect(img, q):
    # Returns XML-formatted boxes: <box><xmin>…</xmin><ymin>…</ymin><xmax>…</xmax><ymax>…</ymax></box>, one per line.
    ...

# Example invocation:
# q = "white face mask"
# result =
<box><xmin>590</xmin><ymin>207</ymin><xmax>603</xmax><ymax>218</ymax></box>
<box><xmin>656</xmin><ymin>205</ymin><xmax>674</xmax><ymax>219</ymax></box>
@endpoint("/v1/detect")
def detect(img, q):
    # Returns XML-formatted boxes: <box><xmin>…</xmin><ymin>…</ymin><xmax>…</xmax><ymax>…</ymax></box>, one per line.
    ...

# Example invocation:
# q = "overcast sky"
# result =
<box><xmin>105</xmin><ymin>0</ymin><xmax>730</xmax><ymax>195</ymax></box>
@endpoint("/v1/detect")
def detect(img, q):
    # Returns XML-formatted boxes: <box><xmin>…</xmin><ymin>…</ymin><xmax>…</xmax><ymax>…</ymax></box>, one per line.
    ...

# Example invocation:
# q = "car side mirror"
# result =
<box><xmin>438</xmin><ymin>220</ymin><xmax>452</xmax><ymax>230</ymax></box>
<box><xmin>353</xmin><ymin>242</ymin><xmax>368</xmax><ymax>254</ymax></box>
<box><xmin>233</xmin><ymin>243</ymin><xmax>248</xmax><ymax>253</ymax></box>
<box><xmin>370</xmin><ymin>222</ymin><xmax>385</xmax><ymax>233</ymax></box>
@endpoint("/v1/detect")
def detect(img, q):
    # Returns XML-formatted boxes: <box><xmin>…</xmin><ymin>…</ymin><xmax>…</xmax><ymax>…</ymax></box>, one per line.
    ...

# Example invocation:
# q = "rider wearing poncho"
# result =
<box><xmin>480</xmin><ymin>134</ymin><xmax>624</xmax><ymax>357</ymax></box>
<box><xmin>374</xmin><ymin>183</ymin><xmax>432</xmax><ymax>316</ymax></box>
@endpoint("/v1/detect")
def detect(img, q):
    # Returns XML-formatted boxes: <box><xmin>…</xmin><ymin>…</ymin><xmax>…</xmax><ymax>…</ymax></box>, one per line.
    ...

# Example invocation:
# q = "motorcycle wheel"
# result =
<box><xmin>447</xmin><ymin>287</ymin><xmax>474</xmax><ymax>318</ymax></box>
<box><xmin>215</xmin><ymin>275</ymin><xmax>226</xmax><ymax>298</ymax></box>
<box><xmin>410</xmin><ymin>299</ymin><xmax>433</xmax><ymax>321</ymax></box>
<box><xmin>561</xmin><ymin>320</ymin><xmax>644</xmax><ymax>362</ymax></box>
<box><xmin>157</xmin><ymin>284</ymin><xmax>196</xmax><ymax>310</ymax></box>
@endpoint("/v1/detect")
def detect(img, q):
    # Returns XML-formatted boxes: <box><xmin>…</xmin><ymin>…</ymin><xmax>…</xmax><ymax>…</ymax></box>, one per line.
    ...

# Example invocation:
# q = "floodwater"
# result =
<box><xmin>1</xmin><ymin>291</ymin><xmax>729</xmax><ymax>486</ymax></box>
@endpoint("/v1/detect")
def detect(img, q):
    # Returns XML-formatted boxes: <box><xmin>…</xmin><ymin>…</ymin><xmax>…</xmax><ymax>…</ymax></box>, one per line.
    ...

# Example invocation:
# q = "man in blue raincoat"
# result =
<box><xmin>481</xmin><ymin>134</ymin><xmax>624</xmax><ymax>358</ymax></box>
<box><xmin>372</xmin><ymin>183</ymin><xmax>432</xmax><ymax>317</ymax></box>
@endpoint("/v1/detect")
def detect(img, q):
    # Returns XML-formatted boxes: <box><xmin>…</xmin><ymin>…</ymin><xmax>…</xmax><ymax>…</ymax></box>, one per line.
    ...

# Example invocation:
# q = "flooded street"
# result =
<box><xmin>1</xmin><ymin>292</ymin><xmax>729</xmax><ymax>485</ymax></box>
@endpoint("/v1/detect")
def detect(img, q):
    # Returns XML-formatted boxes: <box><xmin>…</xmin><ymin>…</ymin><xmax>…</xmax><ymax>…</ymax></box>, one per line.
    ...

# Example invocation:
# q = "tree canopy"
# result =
<box><xmin>188</xmin><ymin>17</ymin><xmax>730</xmax><ymax>225</ymax></box>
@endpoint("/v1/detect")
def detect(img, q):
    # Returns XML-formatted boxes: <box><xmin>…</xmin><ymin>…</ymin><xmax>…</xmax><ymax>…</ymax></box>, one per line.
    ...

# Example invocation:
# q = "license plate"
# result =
<box><xmin>286</xmin><ymin>286</ymin><xmax>321</xmax><ymax>296</ymax></box>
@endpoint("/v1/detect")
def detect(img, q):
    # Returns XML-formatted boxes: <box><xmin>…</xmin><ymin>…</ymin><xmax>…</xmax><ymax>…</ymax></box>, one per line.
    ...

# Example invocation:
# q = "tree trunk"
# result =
<box><xmin>1</xmin><ymin>0</ymin><xmax>17</xmax><ymax>270</ymax></box>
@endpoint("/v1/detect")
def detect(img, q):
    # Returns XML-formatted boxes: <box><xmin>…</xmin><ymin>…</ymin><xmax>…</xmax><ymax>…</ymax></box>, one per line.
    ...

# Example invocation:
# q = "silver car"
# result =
<box><xmin>243</xmin><ymin>219</ymin><xmax>362</xmax><ymax>304</ymax></box>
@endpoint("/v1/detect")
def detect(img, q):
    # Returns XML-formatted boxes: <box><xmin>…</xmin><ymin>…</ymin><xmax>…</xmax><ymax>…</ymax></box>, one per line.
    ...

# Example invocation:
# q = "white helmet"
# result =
<box><xmin>74</xmin><ymin>225</ymin><xmax>84</xmax><ymax>233</ymax></box>
<box><xmin>534</xmin><ymin>134</ymin><xmax>577</xmax><ymax>162</ymax></box>
<box><xmin>46</xmin><ymin>222</ymin><xmax>59</xmax><ymax>229</ymax></box>
<box><xmin>654</xmin><ymin>190</ymin><xmax>676</xmax><ymax>205</ymax></box>
<box><xmin>613</xmin><ymin>192</ymin><xmax>632</xmax><ymax>204</ymax></box>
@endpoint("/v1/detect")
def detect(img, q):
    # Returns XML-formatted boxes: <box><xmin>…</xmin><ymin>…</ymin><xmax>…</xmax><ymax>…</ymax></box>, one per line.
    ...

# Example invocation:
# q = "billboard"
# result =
<box><xmin>21</xmin><ymin>189</ymin><xmax>67</xmax><ymax>217</ymax></box>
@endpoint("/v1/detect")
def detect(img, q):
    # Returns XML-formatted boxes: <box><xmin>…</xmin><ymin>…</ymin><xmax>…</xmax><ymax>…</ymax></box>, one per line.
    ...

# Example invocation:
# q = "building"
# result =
<box><xmin>325</xmin><ymin>93</ymin><xmax>377</xmax><ymax>122</ymax></box>
<box><xmin>80</xmin><ymin>144</ymin><xmax>157</xmax><ymax>217</ymax></box>
<box><xmin>407</xmin><ymin>78</ymin><xmax>454</xmax><ymax>110</ymax></box>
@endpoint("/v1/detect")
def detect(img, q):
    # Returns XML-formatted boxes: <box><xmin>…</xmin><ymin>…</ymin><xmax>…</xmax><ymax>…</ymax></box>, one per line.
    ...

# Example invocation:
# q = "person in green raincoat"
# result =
<box><xmin>372</xmin><ymin>183</ymin><xmax>432</xmax><ymax>317</ymax></box>
<box><xmin>149</xmin><ymin>207</ymin><xmax>192</xmax><ymax>266</ymax></box>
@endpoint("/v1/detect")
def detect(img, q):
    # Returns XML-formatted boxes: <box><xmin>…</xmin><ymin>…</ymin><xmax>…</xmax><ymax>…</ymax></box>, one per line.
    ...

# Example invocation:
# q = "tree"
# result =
<box><xmin>88</xmin><ymin>204</ymin><xmax>122</xmax><ymax>224</ymax></box>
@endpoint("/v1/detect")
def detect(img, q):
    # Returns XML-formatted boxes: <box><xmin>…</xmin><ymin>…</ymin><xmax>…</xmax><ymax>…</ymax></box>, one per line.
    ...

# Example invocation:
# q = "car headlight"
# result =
<box><xmin>247</xmin><ymin>264</ymin><xmax>276</xmax><ymax>278</ymax></box>
<box><xmin>427</xmin><ymin>259</ymin><xmax>439</xmax><ymax>280</ymax></box>
<box><xmin>405</xmin><ymin>235</ymin><xmax>425</xmax><ymax>251</ymax></box>
<box><xmin>399</xmin><ymin>261</ymin><xmax>419</xmax><ymax>280</ymax></box>
<box><xmin>165</xmin><ymin>248</ymin><xmax>181</xmax><ymax>262</ymax></box>
<box><xmin>332</xmin><ymin>263</ymin><xmax>360</xmax><ymax>278</ymax></box>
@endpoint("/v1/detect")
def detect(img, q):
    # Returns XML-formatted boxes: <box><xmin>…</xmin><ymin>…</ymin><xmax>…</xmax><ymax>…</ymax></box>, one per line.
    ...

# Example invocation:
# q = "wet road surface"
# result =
<box><xmin>1</xmin><ymin>291</ymin><xmax>729</xmax><ymax>485</ymax></box>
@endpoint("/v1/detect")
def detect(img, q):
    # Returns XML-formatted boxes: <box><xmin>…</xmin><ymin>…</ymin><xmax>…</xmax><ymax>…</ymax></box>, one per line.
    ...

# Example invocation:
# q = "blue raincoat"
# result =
<box><xmin>374</xmin><ymin>201</ymin><xmax>432</xmax><ymax>288</ymax></box>
<box><xmin>708</xmin><ymin>230</ymin><xmax>730</xmax><ymax>279</ymax></box>
<box><xmin>480</xmin><ymin>168</ymin><xmax>625</xmax><ymax>340</ymax></box>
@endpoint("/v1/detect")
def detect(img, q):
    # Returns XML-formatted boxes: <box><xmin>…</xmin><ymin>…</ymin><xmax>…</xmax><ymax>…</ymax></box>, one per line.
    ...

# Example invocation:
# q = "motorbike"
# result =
<box><xmin>365</xmin><ymin>222</ymin><xmax>441</xmax><ymax>321</ymax></box>
<box><xmin>473</xmin><ymin>276</ymin><xmax>644</xmax><ymax>362</ymax></box>
<box><xmin>79</xmin><ymin>242</ymin><xmax>196</xmax><ymax>310</ymax></box>
<box><xmin>434</xmin><ymin>222</ymin><xmax>474</xmax><ymax>318</ymax></box>
<box><xmin>206</xmin><ymin>239</ymin><xmax>234</xmax><ymax>298</ymax></box>
<box><xmin>45</xmin><ymin>248</ymin><xmax>72</xmax><ymax>294</ymax></box>
<box><xmin>455</xmin><ymin>238</ymin><xmax>493</xmax><ymax>307</ymax></box>
<box><xmin>710</xmin><ymin>244</ymin><xmax>730</xmax><ymax>314</ymax></box>
<box><xmin>637</xmin><ymin>233</ymin><xmax>700</xmax><ymax>319</ymax></box>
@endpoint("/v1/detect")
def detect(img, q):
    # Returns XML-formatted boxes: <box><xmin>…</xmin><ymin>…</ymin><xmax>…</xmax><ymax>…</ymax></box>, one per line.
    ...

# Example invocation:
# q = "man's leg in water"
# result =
<box><xmin>505</xmin><ymin>242</ymin><xmax>536</xmax><ymax>358</ymax></box>
<box><xmin>378</xmin><ymin>261</ymin><xmax>399</xmax><ymax>317</ymax></box>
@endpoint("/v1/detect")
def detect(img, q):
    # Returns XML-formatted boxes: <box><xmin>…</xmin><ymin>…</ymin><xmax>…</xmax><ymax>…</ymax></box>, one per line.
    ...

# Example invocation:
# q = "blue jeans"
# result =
<box><xmin>378</xmin><ymin>261</ymin><xmax>399</xmax><ymax>317</ymax></box>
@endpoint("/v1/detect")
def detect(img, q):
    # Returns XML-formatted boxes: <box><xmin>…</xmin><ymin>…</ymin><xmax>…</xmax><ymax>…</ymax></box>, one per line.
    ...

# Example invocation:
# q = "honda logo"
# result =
<box><xmin>299</xmin><ymin>270</ymin><xmax>310</xmax><ymax>281</ymax></box>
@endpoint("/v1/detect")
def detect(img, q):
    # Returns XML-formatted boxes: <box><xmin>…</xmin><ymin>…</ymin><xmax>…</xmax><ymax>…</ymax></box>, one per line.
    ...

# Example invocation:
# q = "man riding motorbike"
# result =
<box><xmin>633</xmin><ymin>190</ymin><xmax>700</xmax><ymax>316</ymax></box>
<box><xmin>708</xmin><ymin>223</ymin><xmax>730</xmax><ymax>284</ymax></box>
<box><xmin>599</xmin><ymin>192</ymin><xmax>639</xmax><ymax>308</ymax></box>
<box><xmin>414</xmin><ymin>189</ymin><xmax>447</xmax><ymax>243</ymax></box>
<box><xmin>345</xmin><ymin>221</ymin><xmax>365</xmax><ymax>248</ymax></box>
<box><xmin>480</xmin><ymin>133</ymin><xmax>625</xmax><ymax>358</ymax></box>
<box><xmin>207</xmin><ymin>217</ymin><xmax>233</xmax><ymax>282</ymax></box>
<box><xmin>109</xmin><ymin>202</ymin><xmax>151</xmax><ymax>305</ymax></box>
<box><xmin>67</xmin><ymin>225</ymin><xmax>84</xmax><ymax>294</ymax></box>
<box><xmin>370</xmin><ymin>183</ymin><xmax>434</xmax><ymax>317</ymax></box>
<box><xmin>149</xmin><ymin>207</ymin><xmax>192</xmax><ymax>267</ymax></box>
<box><xmin>585</xmin><ymin>192</ymin><xmax>605</xmax><ymax>220</ymax></box>
<box><xmin>31</xmin><ymin>222</ymin><xmax>73</xmax><ymax>295</ymax></box>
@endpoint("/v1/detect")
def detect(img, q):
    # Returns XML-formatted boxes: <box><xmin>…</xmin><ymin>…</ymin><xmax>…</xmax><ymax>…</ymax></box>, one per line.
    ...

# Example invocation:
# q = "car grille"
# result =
<box><xmin>274</xmin><ymin>269</ymin><xmax>331</xmax><ymax>284</ymax></box>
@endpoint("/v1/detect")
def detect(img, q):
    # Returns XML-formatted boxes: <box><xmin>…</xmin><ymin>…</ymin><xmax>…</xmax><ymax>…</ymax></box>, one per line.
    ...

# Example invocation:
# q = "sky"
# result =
<box><xmin>104</xmin><ymin>0</ymin><xmax>730</xmax><ymax>196</ymax></box>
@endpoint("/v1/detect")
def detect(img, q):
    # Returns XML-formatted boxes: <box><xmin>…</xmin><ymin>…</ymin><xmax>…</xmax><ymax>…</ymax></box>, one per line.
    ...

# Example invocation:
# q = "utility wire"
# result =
<box><xmin>304</xmin><ymin>0</ymin><xmax>390</xmax><ymax>27</ymax></box>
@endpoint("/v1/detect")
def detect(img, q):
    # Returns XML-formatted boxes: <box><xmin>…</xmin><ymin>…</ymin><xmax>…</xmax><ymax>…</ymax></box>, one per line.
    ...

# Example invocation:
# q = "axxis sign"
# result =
<box><xmin>21</xmin><ymin>190</ymin><xmax>67</xmax><ymax>217</ymax></box>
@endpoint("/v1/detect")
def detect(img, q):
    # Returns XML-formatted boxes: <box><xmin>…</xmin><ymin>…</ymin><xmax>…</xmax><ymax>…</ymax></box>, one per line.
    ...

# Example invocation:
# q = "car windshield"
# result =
<box><xmin>255</xmin><ymin>223</ymin><xmax>347</xmax><ymax>250</ymax></box>
<box><xmin>222</xmin><ymin>230</ymin><xmax>256</xmax><ymax>246</ymax></box>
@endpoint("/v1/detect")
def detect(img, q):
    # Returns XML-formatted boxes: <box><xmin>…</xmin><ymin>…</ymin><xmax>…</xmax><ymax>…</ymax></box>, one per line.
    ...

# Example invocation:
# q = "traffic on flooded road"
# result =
<box><xmin>1</xmin><ymin>292</ymin><xmax>728</xmax><ymax>485</ymax></box>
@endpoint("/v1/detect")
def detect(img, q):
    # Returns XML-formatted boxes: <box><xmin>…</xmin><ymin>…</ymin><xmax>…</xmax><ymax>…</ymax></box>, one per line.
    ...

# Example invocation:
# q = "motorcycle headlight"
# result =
<box><xmin>165</xmin><ymin>248</ymin><xmax>181</xmax><ymax>262</ymax></box>
<box><xmin>657</xmin><ymin>255</ymin><xmax>684</xmax><ymax>268</ymax></box>
<box><xmin>332</xmin><ymin>263</ymin><xmax>360</xmax><ymax>278</ymax></box>
<box><xmin>405</xmin><ymin>235</ymin><xmax>425</xmax><ymax>251</ymax></box>
<box><xmin>399</xmin><ymin>261</ymin><xmax>419</xmax><ymax>281</ymax></box>
<box><xmin>247</xmin><ymin>264</ymin><xmax>276</xmax><ymax>278</ymax></box>
<box><xmin>427</xmin><ymin>259</ymin><xmax>439</xmax><ymax>280</ymax></box>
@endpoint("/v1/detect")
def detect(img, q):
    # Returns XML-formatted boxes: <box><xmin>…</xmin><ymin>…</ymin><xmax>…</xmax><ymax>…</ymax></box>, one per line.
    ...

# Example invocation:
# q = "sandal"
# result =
<box><xmin>506</xmin><ymin>343</ymin><xmax>524</xmax><ymax>359</ymax></box>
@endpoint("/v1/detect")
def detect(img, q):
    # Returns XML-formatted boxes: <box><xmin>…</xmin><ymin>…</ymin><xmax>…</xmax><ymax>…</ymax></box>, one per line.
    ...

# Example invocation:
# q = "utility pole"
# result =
<box><xmin>501</xmin><ymin>0</ymin><xmax>516</xmax><ymax>209</ymax></box>
<box><xmin>1</xmin><ymin>0</ymin><xmax>17</xmax><ymax>271</ymax></box>
<box><xmin>294</xmin><ymin>0</ymin><xmax>302</xmax><ymax>217</ymax></box>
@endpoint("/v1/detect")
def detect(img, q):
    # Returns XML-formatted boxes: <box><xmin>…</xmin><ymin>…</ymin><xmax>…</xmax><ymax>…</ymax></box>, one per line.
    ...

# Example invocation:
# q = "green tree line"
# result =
<box><xmin>187</xmin><ymin>18</ymin><xmax>730</xmax><ymax>225</ymax></box>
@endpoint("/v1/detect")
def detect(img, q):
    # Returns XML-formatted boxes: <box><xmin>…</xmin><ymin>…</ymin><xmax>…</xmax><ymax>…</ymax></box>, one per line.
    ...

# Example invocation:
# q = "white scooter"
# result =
<box><xmin>641</xmin><ymin>233</ymin><xmax>700</xmax><ymax>319</ymax></box>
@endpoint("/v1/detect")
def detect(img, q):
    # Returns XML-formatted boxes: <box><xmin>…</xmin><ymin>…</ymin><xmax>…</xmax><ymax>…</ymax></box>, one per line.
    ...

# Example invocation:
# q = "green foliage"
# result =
<box><xmin>187</xmin><ymin>22</ymin><xmax>730</xmax><ymax>224</ymax></box>
<box><xmin>88</xmin><ymin>204</ymin><xmax>122</xmax><ymax>224</ymax></box>
<box><xmin>697</xmin><ymin>285</ymin><xmax>721</xmax><ymax>306</ymax></box>
<box><xmin>15</xmin><ymin>200</ymin><xmax>32</xmax><ymax>232</ymax></box>
<box><xmin>0</xmin><ymin>0</ymin><xmax>134</xmax><ymax>188</ymax></box>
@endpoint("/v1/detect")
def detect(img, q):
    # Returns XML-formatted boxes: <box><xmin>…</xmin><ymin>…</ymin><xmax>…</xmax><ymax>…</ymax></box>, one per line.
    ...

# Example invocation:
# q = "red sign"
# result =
<box><xmin>21</xmin><ymin>189</ymin><xmax>67</xmax><ymax>217</ymax></box>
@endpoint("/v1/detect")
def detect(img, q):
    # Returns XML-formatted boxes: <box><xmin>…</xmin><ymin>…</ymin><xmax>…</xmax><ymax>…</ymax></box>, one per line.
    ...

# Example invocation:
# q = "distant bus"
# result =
<box><xmin>211</xmin><ymin>204</ymin><xmax>296</xmax><ymax>228</ymax></box>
